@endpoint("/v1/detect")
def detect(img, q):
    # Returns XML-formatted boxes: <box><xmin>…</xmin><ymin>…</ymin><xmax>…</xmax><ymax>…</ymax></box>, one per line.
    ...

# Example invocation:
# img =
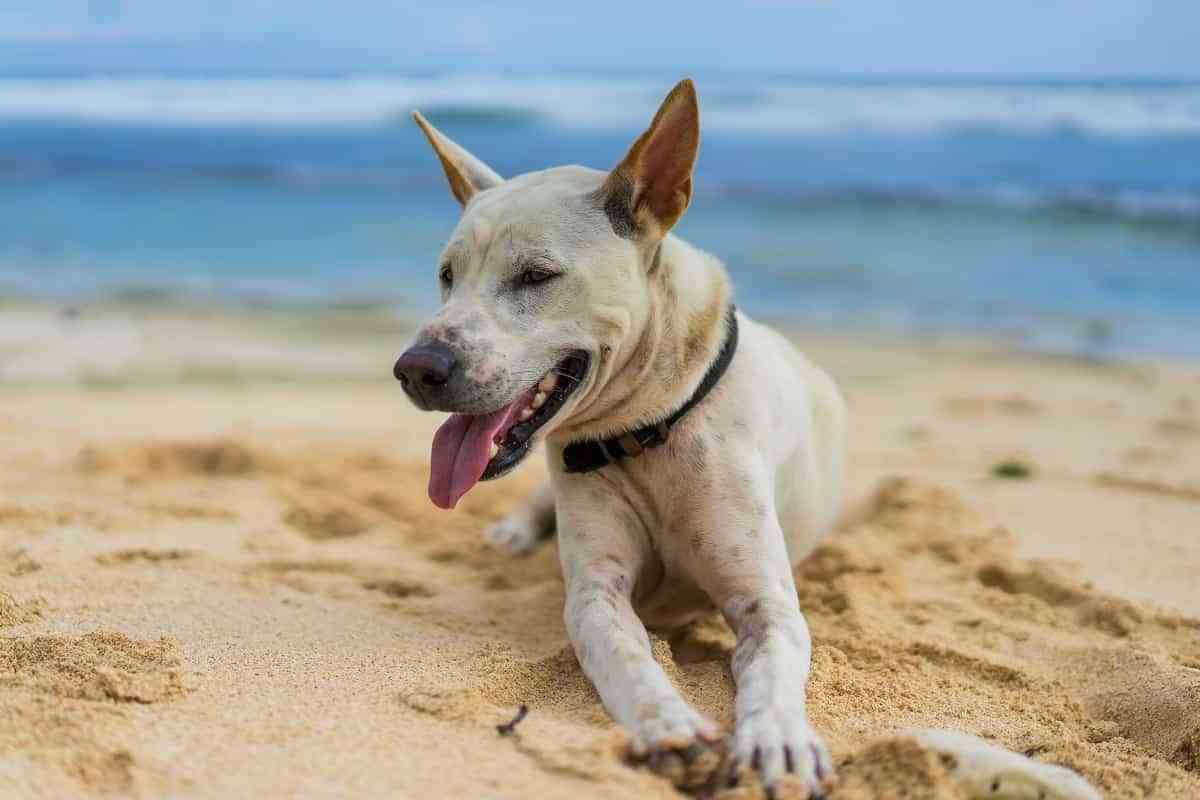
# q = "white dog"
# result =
<box><xmin>395</xmin><ymin>81</ymin><xmax>1102</xmax><ymax>800</ymax></box>
<box><xmin>398</xmin><ymin>79</ymin><xmax>1099</xmax><ymax>800</ymax></box>
<box><xmin>395</xmin><ymin>79</ymin><xmax>843</xmax><ymax>796</ymax></box>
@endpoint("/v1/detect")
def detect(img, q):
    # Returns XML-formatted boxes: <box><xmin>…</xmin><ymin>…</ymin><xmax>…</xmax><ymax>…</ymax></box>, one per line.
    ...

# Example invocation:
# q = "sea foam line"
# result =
<box><xmin>0</xmin><ymin>75</ymin><xmax>1199</xmax><ymax>136</ymax></box>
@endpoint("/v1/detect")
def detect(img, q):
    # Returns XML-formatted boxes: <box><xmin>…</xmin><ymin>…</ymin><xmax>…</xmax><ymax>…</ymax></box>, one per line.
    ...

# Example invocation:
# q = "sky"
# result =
<box><xmin>1</xmin><ymin>1</ymin><xmax>1197</xmax><ymax>78</ymax></box>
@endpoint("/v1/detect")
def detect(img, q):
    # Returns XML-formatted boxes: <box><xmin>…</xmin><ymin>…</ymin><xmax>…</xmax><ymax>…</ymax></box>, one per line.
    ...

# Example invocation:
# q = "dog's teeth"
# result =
<box><xmin>538</xmin><ymin>373</ymin><xmax>558</xmax><ymax>393</ymax></box>
<box><xmin>519</xmin><ymin>407</ymin><xmax>534</xmax><ymax>421</ymax></box>
<box><xmin>489</xmin><ymin>442</ymin><xmax>499</xmax><ymax>459</ymax></box>
<box><xmin>532</xmin><ymin>392</ymin><xmax>546</xmax><ymax>409</ymax></box>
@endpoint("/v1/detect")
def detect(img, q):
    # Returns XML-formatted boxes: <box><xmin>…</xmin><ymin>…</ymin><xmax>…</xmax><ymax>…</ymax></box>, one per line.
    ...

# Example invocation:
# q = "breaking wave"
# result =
<box><xmin>2</xmin><ymin>74</ymin><xmax>1200</xmax><ymax>137</ymax></box>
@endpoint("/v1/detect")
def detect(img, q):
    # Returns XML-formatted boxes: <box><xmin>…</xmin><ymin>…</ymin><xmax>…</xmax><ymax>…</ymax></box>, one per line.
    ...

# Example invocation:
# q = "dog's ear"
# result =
<box><xmin>599</xmin><ymin>79</ymin><xmax>699</xmax><ymax>239</ymax></box>
<box><xmin>412</xmin><ymin>111</ymin><xmax>503</xmax><ymax>206</ymax></box>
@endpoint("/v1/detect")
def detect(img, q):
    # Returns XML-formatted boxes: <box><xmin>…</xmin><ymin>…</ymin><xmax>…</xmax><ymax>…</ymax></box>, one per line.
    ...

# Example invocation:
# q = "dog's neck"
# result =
<box><xmin>556</xmin><ymin>235</ymin><xmax>732</xmax><ymax>443</ymax></box>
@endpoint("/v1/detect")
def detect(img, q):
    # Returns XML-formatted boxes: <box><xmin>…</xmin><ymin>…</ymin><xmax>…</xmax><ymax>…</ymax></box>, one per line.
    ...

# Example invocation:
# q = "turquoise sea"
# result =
<box><xmin>2</xmin><ymin>73</ymin><xmax>1198</xmax><ymax>358</ymax></box>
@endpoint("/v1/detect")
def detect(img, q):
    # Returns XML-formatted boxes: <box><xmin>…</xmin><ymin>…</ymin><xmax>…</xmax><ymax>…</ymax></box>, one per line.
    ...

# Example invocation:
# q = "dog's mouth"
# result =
<box><xmin>427</xmin><ymin>351</ymin><xmax>589</xmax><ymax>509</ymax></box>
<box><xmin>480</xmin><ymin>351</ymin><xmax>591</xmax><ymax>482</ymax></box>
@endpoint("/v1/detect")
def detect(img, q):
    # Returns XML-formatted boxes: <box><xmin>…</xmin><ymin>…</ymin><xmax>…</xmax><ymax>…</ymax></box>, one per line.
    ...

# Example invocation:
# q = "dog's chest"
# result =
<box><xmin>634</xmin><ymin>566</ymin><xmax>711</xmax><ymax>630</ymax></box>
<box><xmin>616</xmin><ymin>445</ymin><xmax>740</xmax><ymax>624</ymax></box>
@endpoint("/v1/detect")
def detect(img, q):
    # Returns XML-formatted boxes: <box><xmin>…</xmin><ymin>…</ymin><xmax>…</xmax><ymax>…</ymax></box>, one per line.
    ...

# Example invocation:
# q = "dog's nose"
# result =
<box><xmin>394</xmin><ymin>342</ymin><xmax>458</xmax><ymax>388</ymax></box>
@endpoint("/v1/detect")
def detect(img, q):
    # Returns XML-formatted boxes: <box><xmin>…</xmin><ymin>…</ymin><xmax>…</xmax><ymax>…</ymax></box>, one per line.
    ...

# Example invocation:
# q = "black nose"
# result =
<box><xmin>394</xmin><ymin>342</ymin><xmax>458</xmax><ymax>388</ymax></box>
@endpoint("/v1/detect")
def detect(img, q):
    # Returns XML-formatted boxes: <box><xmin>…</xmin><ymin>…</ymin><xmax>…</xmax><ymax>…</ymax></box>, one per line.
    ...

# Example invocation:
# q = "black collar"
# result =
<box><xmin>562</xmin><ymin>306</ymin><xmax>739</xmax><ymax>474</ymax></box>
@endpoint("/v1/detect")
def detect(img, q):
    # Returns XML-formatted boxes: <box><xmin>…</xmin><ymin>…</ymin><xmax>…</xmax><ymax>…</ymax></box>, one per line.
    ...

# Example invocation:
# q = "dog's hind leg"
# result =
<box><xmin>908</xmin><ymin>729</ymin><xmax>1100</xmax><ymax>800</ymax></box>
<box><xmin>485</xmin><ymin>479</ymin><xmax>556</xmax><ymax>556</ymax></box>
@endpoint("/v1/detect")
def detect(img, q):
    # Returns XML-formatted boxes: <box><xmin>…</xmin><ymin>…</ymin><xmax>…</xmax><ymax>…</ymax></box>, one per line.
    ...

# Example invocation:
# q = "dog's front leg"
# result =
<box><xmin>689</xmin><ymin>488</ymin><xmax>833</xmax><ymax>795</ymax></box>
<box><xmin>557</xmin><ymin>491</ymin><xmax>719</xmax><ymax>762</ymax></box>
<box><xmin>722</xmin><ymin>578</ymin><xmax>833</xmax><ymax>796</ymax></box>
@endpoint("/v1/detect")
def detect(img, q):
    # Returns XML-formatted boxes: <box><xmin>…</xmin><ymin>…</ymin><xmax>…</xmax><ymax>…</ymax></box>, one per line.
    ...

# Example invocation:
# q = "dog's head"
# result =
<box><xmin>395</xmin><ymin>80</ymin><xmax>700</xmax><ymax>509</ymax></box>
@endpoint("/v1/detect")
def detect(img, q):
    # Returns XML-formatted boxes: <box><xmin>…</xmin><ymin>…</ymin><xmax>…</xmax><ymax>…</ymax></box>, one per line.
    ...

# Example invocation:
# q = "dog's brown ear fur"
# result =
<box><xmin>599</xmin><ymin>79</ymin><xmax>700</xmax><ymax>240</ymax></box>
<box><xmin>412</xmin><ymin>111</ymin><xmax>503</xmax><ymax>206</ymax></box>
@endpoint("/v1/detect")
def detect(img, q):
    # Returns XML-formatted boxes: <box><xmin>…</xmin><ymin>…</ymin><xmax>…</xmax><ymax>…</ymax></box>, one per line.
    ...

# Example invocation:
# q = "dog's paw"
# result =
<box><xmin>484</xmin><ymin>516</ymin><xmax>544</xmax><ymax>556</ymax></box>
<box><xmin>908</xmin><ymin>729</ymin><xmax>1100</xmax><ymax>800</ymax></box>
<box><xmin>625</xmin><ymin>699</ymin><xmax>722</xmax><ymax>789</ymax></box>
<box><xmin>728</xmin><ymin>706</ymin><xmax>833</xmax><ymax>799</ymax></box>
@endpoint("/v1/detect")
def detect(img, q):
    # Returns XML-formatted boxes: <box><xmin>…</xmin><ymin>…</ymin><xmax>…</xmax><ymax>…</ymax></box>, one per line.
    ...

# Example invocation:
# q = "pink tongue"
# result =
<box><xmin>428</xmin><ymin>399</ymin><xmax>525</xmax><ymax>509</ymax></box>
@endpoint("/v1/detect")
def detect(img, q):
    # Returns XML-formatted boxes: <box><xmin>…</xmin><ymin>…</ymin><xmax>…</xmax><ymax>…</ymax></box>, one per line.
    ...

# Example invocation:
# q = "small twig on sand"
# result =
<box><xmin>497</xmin><ymin>704</ymin><xmax>529</xmax><ymax>736</ymax></box>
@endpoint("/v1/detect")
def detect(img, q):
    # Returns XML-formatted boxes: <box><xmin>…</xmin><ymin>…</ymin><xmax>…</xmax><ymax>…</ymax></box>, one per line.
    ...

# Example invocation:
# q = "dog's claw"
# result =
<box><xmin>734</xmin><ymin>708</ymin><xmax>832</xmax><ymax>799</ymax></box>
<box><xmin>812</xmin><ymin>744</ymin><xmax>829</xmax><ymax>781</ymax></box>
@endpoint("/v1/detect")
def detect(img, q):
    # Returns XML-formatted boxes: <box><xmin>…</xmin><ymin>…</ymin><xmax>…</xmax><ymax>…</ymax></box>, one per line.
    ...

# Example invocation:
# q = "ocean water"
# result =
<box><xmin>1</xmin><ymin>74</ymin><xmax>1198</xmax><ymax>359</ymax></box>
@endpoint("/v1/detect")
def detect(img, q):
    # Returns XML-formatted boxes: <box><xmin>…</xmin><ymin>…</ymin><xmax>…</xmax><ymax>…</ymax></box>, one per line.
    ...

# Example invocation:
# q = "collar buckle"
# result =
<box><xmin>617</xmin><ymin>421</ymin><xmax>670</xmax><ymax>457</ymax></box>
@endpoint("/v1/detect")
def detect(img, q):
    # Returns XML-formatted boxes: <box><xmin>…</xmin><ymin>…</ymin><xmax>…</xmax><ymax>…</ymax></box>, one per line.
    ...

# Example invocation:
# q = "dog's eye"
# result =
<box><xmin>519</xmin><ymin>268</ymin><xmax>558</xmax><ymax>287</ymax></box>
<box><xmin>438</xmin><ymin>265</ymin><xmax>453</xmax><ymax>287</ymax></box>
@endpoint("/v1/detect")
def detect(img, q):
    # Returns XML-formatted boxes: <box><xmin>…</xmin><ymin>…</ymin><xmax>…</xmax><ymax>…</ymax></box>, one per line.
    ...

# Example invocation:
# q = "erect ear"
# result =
<box><xmin>412</xmin><ymin>111</ymin><xmax>503</xmax><ymax>206</ymax></box>
<box><xmin>598</xmin><ymin>79</ymin><xmax>699</xmax><ymax>239</ymax></box>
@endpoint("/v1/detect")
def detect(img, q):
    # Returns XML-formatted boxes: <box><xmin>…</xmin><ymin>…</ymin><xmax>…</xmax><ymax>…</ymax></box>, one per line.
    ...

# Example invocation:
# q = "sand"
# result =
<box><xmin>1</xmin><ymin>304</ymin><xmax>1198</xmax><ymax>798</ymax></box>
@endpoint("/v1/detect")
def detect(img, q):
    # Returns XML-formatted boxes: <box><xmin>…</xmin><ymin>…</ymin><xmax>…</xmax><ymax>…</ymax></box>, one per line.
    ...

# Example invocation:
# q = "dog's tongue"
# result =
<box><xmin>428</xmin><ymin>399</ymin><xmax>524</xmax><ymax>510</ymax></box>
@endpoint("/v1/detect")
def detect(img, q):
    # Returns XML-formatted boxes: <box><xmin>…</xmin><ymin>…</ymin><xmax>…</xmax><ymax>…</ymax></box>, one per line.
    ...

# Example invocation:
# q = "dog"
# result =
<box><xmin>395</xmin><ymin>79</ymin><xmax>846</xmax><ymax>797</ymax></box>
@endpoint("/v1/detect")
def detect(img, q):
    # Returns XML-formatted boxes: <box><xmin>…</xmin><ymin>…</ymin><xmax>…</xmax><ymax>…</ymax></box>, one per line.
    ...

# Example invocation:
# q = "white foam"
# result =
<box><xmin>0</xmin><ymin>75</ymin><xmax>1198</xmax><ymax>137</ymax></box>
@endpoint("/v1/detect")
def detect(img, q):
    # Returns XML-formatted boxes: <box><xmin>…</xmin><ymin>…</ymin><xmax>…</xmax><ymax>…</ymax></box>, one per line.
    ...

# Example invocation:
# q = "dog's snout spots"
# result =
<box><xmin>463</xmin><ymin>339</ymin><xmax>503</xmax><ymax>385</ymax></box>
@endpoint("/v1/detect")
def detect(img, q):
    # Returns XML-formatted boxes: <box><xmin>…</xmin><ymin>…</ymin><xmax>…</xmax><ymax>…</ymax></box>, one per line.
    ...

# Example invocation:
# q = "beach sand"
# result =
<box><xmin>2</xmin><ymin>304</ymin><xmax>1198</xmax><ymax>798</ymax></box>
